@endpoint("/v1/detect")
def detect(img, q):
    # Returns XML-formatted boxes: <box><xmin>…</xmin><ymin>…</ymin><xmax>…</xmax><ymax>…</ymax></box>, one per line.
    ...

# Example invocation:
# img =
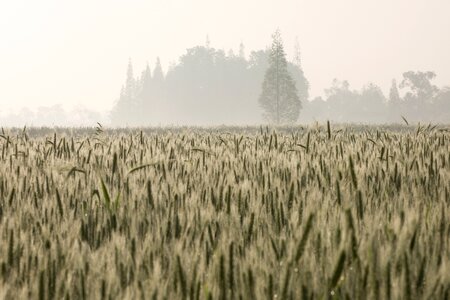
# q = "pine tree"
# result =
<box><xmin>151</xmin><ymin>57</ymin><xmax>165</xmax><ymax>123</ymax></box>
<box><xmin>111</xmin><ymin>59</ymin><xmax>137</xmax><ymax>125</ymax></box>
<box><xmin>389</xmin><ymin>79</ymin><xmax>401</xmax><ymax>103</ymax></box>
<box><xmin>388</xmin><ymin>79</ymin><xmax>402</xmax><ymax>122</ymax></box>
<box><xmin>239</xmin><ymin>42</ymin><xmax>246</xmax><ymax>59</ymax></box>
<box><xmin>258</xmin><ymin>30</ymin><xmax>301</xmax><ymax>124</ymax></box>
<box><xmin>293</xmin><ymin>37</ymin><xmax>302</xmax><ymax>69</ymax></box>
<box><xmin>291</xmin><ymin>37</ymin><xmax>309</xmax><ymax>107</ymax></box>
<box><xmin>153</xmin><ymin>57</ymin><xmax>164</xmax><ymax>84</ymax></box>
<box><xmin>205</xmin><ymin>35</ymin><xmax>211</xmax><ymax>49</ymax></box>
<box><xmin>140</xmin><ymin>63</ymin><xmax>152</xmax><ymax>123</ymax></box>
<box><xmin>124</xmin><ymin>58</ymin><xmax>135</xmax><ymax>100</ymax></box>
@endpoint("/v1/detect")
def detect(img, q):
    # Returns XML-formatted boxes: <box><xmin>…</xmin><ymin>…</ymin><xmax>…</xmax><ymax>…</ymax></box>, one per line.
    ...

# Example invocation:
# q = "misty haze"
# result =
<box><xmin>0</xmin><ymin>1</ymin><xmax>449</xmax><ymax>299</ymax></box>
<box><xmin>1</xmin><ymin>0</ymin><xmax>450</xmax><ymax>126</ymax></box>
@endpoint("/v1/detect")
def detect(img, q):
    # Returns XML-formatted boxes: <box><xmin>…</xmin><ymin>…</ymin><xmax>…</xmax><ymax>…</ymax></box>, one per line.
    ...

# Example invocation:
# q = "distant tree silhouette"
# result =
<box><xmin>133</xmin><ymin>70</ymin><xmax>151</xmax><ymax>125</ymax></box>
<box><xmin>290</xmin><ymin>37</ymin><xmax>309</xmax><ymax>108</ymax></box>
<box><xmin>111</xmin><ymin>57</ymin><xmax>168</xmax><ymax>125</ymax></box>
<box><xmin>301</xmin><ymin>96</ymin><xmax>327</xmax><ymax>122</ymax></box>
<box><xmin>259</xmin><ymin>30</ymin><xmax>301</xmax><ymax>124</ymax></box>
<box><xmin>109</xmin><ymin>37</ymin><xmax>449</xmax><ymax>126</ymax></box>
<box><xmin>1</xmin><ymin>105</ymin><xmax>106</xmax><ymax>127</ymax></box>
<box><xmin>321</xmin><ymin>80</ymin><xmax>387</xmax><ymax>123</ymax></box>
<box><xmin>388</xmin><ymin>79</ymin><xmax>402</xmax><ymax>122</ymax></box>
<box><xmin>239</xmin><ymin>42</ymin><xmax>246</xmax><ymax>59</ymax></box>
<box><xmin>309</xmin><ymin>73</ymin><xmax>449</xmax><ymax>124</ymax></box>
<box><xmin>164</xmin><ymin>45</ymin><xmax>259</xmax><ymax>124</ymax></box>
<box><xmin>324</xmin><ymin>79</ymin><xmax>359</xmax><ymax>122</ymax></box>
<box><xmin>152</xmin><ymin>58</ymin><xmax>164</xmax><ymax>85</ymax></box>
<box><xmin>111</xmin><ymin>59</ymin><xmax>139</xmax><ymax>125</ymax></box>
<box><xmin>205</xmin><ymin>35</ymin><xmax>211</xmax><ymax>49</ymax></box>
<box><xmin>400</xmin><ymin>71</ymin><xmax>439</xmax><ymax>121</ymax></box>
<box><xmin>432</xmin><ymin>87</ymin><xmax>450</xmax><ymax>122</ymax></box>
<box><xmin>359</xmin><ymin>83</ymin><xmax>386</xmax><ymax>123</ymax></box>
<box><xmin>400</xmin><ymin>71</ymin><xmax>438</xmax><ymax>102</ymax></box>
<box><xmin>389</xmin><ymin>79</ymin><xmax>401</xmax><ymax>103</ymax></box>
<box><xmin>149</xmin><ymin>57</ymin><xmax>165</xmax><ymax>123</ymax></box>
<box><xmin>293</xmin><ymin>37</ymin><xmax>302</xmax><ymax>69</ymax></box>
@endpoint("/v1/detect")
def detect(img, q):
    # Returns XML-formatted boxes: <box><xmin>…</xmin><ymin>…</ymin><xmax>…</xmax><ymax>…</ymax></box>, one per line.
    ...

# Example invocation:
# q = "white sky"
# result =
<box><xmin>1</xmin><ymin>0</ymin><xmax>449</xmax><ymax>112</ymax></box>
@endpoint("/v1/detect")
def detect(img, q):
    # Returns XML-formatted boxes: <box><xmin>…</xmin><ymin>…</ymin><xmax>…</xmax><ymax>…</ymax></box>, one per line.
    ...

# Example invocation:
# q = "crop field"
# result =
<box><xmin>0</xmin><ymin>124</ymin><xmax>449</xmax><ymax>299</ymax></box>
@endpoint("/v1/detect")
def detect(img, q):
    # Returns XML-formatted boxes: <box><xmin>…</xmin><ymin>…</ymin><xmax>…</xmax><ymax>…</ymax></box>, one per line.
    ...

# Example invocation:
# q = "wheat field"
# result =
<box><xmin>0</xmin><ymin>124</ymin><xmax>449</xmax><ymax>299</ymax></box>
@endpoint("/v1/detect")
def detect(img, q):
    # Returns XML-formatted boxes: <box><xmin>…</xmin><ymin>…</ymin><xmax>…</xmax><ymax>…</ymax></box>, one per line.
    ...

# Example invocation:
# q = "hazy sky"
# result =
<box><xmin>1</xmin><ymin>0</ymin><xmax>449</xmax><ymax>112</ymax></box>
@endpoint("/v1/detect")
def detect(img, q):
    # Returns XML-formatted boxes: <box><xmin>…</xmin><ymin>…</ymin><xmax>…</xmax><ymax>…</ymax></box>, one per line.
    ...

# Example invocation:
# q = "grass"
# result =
<box><xmin>0</xmin><ymin>124</ymin><xmax>448</xmax><ymax>299</ymax></box>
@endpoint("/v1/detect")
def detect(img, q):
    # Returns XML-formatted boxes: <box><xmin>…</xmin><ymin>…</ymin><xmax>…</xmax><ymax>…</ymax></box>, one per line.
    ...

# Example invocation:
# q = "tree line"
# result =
<box><xmin>304</xmin><ymin>72</ymin><xmax>450</xmax><ymax>124</ymax></box>
<box><xmin>111</xmin><ymin>31</ymin><xmax>449</xmax><ymax>125</ymax></box>
<box><xmin>111</xmin><ymin>32</ymin><xmax>308</xmax><ymax>126</ymax></box>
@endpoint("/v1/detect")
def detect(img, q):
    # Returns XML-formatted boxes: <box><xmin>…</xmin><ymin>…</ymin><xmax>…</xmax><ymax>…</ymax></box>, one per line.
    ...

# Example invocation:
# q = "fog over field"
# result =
<box><xmin>1</xmin><ymin>2</ymin><xmax>450</xmax><ymax>299</ymax></box>
<box><xmin>1</xmin><ymin>0</ymin><xmax>449</xmax><ymax>125</ymax></box>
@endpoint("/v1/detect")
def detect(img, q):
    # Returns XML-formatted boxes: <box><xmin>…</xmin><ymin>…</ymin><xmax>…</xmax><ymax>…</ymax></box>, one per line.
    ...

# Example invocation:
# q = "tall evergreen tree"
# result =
<box><xmin>389</xmin><ymin>79</ymin><xmax>401</xmax><ymax>103</ymax></box>
<box><xmin>141</xmin><ymin>63</ymin><xmax>152</xmax><ymax>97</ymax></box>
<box><xmin>152</xmin><ymin>57</ymin><xmax>164</xmax><ymax>84</ymax></box>
<box><xmin>239</xmin><ymin>42</ymin><xmax>246</xmax><ymax>59</ymax></box>
<box><xmin>150</xmin><ymin>57</ymin><xmax>165</xmax><ymax>123</ymax></box>
<box><xmin>293</xmin><ymin>37</ymin><xmax>302</xmax><ymax>69</ymax></box>
<box><xmin>290</xmin><ymin>37</ymin><xmax>309</xmax><ymax>106</ymax></box>
<box><xmin>388</xmin><ymin>79</ymin><xmax>402</xmax><ymax>123</ymax></box>
<box><xmin>124</xmin><ymin>58</ymin><xmax>135</xmax><ymax>100</ymax></box>
<box><xmin>205</xmin><ymin>35</ymin><xmax>211</xmax><ymax>49</ymax></box>
<box><xmin>258</xmin><ymin>30</ymin><xmax>301</xmax><ymax>124</ymax></box>
<box><xmin>111</xmin><ymin>59</ymin><xmax>137</xmax><ymax>125</ymax></box>
<box><xmin>139</xmin><ymin>63</ymin><xmax>152</xmax><ymax>123</ymax></box>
